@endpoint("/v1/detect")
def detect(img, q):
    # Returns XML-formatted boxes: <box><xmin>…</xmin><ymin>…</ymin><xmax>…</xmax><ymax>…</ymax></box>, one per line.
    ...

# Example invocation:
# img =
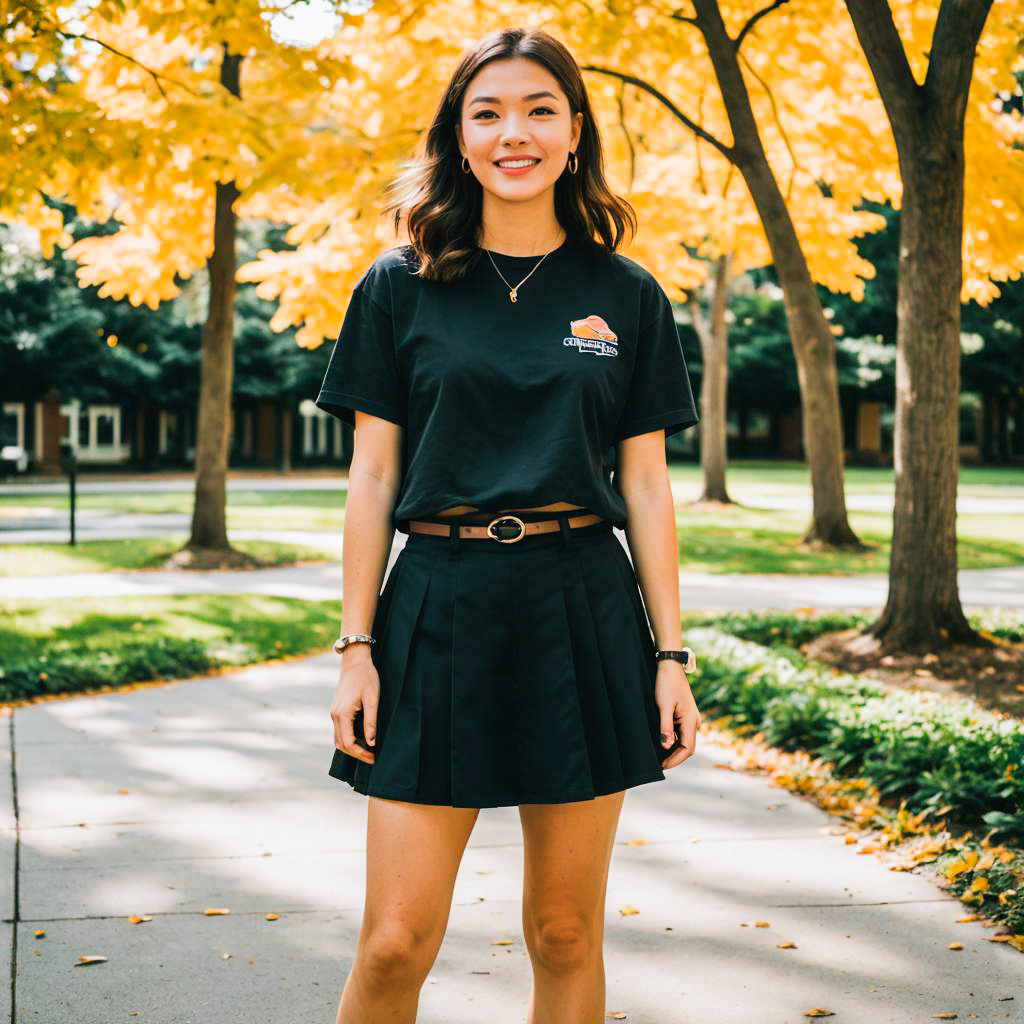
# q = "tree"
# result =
<box><xmin>685</xmin><ymin>253</ymin><xmax>734</xmax><ymax>503</ymax></box>
<box><xmin>1</xmin><ymin>1</ymin><xmax>350</xmax><ymax>564</ymax></box>
<box><xmin>842</xmin><ymin>0</ymin><xmax>1012</xmax><ymax>650</ymax></box>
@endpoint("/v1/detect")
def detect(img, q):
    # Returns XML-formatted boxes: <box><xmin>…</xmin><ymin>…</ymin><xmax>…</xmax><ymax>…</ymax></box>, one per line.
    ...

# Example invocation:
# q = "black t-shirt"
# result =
<box><xmin>315</xmin><ymin>234</ymin><xmax>699</xmax><ymax>533</ymax></box>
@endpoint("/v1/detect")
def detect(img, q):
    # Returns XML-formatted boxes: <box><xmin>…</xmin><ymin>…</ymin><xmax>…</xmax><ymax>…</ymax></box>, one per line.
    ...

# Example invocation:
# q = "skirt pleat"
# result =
<box><xmin>329</xmin><ymin>518</ymin><xmax>668</xmax><ymax>807</ymax></box>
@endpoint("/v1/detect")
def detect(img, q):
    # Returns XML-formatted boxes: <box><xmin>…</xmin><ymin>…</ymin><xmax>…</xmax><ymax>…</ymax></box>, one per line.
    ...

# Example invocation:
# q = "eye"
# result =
<box><xmin>471</xmin><ymin>107</ymin><xmax>557</xmax><ymax>120</ymax></box>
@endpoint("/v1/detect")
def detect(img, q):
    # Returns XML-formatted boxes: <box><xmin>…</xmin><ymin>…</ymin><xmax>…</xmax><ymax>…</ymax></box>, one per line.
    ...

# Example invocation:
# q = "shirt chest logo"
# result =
<box><xmin>563</xmin><ymin>314</ymin><xmax>619</xmax><ymax>357</ymax></box>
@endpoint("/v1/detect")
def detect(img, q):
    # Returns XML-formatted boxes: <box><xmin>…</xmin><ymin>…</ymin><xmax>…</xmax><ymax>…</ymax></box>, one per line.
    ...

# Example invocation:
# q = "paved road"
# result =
<box><xmin>4</xmin><ymin>656</ymin><xmax>1020</xmax><ymax>1024</ymax></box>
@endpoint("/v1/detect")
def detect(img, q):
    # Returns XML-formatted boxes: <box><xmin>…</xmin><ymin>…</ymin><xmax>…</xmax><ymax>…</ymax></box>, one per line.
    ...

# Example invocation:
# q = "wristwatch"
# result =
<box><xmin>654</xmin><ymin>646</ymin><xmax>697</xmax><ymax>673</ymax></box>
<box><xmin>333</xmin><ymin>633</ymin><xmax>376</xmax><ymax>655</ymax></box>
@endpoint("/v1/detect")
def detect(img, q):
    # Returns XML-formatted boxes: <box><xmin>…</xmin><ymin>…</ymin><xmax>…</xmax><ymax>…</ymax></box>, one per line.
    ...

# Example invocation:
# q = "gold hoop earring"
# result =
<box><xmin>567</xmin><ymin>151</ymin><xmax>578</xmax><ymax>174</ymax></box>
<box><xmin>461</xmin><ymin>156</ymin><xmax>471</xmax><ymax>174</ymax></box>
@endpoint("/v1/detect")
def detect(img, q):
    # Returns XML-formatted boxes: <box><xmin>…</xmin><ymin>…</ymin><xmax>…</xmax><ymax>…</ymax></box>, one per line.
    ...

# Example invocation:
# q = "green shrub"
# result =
<box><xmin>0</xmin><ymin>637</ymin><xmax>215</xmax><ymax>701</ymax></box>
<box><xmin>687</xmin><ymin>627</ymin><xmax>1024</xmax><ymax>846</ymax></box>
<box><xmin>687</xmin><ymin>607</ymin><xmax>1024</xmax><ymax>648</ymax></box>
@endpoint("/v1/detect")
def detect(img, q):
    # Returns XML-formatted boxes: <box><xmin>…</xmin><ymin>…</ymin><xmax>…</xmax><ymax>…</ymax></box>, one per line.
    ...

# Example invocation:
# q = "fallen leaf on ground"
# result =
<box><xmin>491</xmin><ymin>939</ymin><xmax>515</xmax><ymax>945</ymax></box>
<box><xmin>34</xmin><ymin>930</ymin><xmax>45</xmax><ymax>939</ymax></box>
<box><xmin>203</xmin><ymin>907</ymin><xmax>231</xmax><ymax>916</ymax></box>
<box><xmin>931</xmin><ymin>1014</ymin><xmax>958</xmax><ymax>1020</ymax></box>
<box><xmin>777</xmin><ymin>940</ymin><xmax>797</xmax><ymax>949</ymax></box>
<box><xmin>803</xmin><ymin>1009</ymin><xmax>834</xmax><ymax>1017</ymax></box>
<box><xmin>754</xmin><ymin>921</ymin><xmax>770</xmax><ymax>928</ymax></box>
<box><xmin>607</xmin><ymin>1014</ymin><xmax>627</xmax><ymax>1020</ymax></box>
<box><xmin>626</xmin><ymin>839</ymin><xmax>648</xmax><ymax>846</ymax></box>
<box><xmin>265</xmin><ymin>913</ymin><xmax>279</xmax><ymax>921</ymax></box>
<box><xmin>956</xmin><ymin>915</ymin><xmax>978</xmax><ymax>923</ymax></box>
<box><xmin>74</xmin><ymin>956</ymin><xmax>108</xmax><ymax>966</ymax></box>
<box><xmin>128</xmin><ymin>915</ymin><xmax>152</xmax><ymax>925</ymax></box>
<box><xmin>948</xmin><ymin>942</ymin><xmax>963</xmax><ymax>950</ymax></box>
<box><xmin>619</xmin><ymin>905</ymin><xmax>639</xmax><ymax>916</ymax></box>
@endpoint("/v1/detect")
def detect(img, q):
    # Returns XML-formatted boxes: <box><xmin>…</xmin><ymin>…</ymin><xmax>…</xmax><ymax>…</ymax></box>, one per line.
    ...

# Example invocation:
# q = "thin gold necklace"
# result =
<box><xmin>483</xmin><ymin>237</ymin><xmax>563</xmax><ymax>303</ymax></box>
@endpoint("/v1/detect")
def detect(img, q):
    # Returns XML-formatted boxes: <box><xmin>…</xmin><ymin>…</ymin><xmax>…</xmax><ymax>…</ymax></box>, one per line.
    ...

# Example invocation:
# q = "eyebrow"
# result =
<box><xmin>468</xmin><ymin>90</ymin><xmax>559</xmax><ymax>106</ymax></box>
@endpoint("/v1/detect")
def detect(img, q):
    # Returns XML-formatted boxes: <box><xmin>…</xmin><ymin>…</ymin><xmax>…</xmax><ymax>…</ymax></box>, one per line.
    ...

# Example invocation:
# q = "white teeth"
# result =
<box><xmin>497</xmin><ymin>159</ymin><xmax>539</xmax><ymax>168</ymax></box>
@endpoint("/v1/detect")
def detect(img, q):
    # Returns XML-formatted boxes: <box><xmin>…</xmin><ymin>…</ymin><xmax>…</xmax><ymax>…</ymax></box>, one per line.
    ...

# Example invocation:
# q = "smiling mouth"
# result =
<box><xmin>494</xmin><ymin>158</ymin><xmax>541</xmax><ymax>168</ymax></box>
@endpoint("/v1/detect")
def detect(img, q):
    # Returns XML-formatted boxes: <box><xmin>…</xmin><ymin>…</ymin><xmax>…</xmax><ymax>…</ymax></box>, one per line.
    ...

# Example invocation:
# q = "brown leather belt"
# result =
<box><xmin>408</xmin><ymin>512</ymin><xmax>604</xmax><ymax>544</ymax></box>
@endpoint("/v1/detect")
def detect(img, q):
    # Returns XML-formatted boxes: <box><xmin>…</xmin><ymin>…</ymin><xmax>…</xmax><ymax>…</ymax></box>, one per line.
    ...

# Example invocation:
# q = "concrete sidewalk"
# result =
<box><xmin>5</xmin><ymin>654</ymin><xmax>1022</xmax><ymax>1023</ymax></box>
<box><xmin>3</xmin><ymin>542</ymin><xmax>1023</xmax><ymax>609</ymax></box>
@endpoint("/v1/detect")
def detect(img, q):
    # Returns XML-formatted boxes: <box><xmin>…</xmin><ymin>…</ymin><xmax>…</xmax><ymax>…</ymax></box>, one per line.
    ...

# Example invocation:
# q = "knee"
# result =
<box><xmin>358</xmin><ymin>922</ymin><xmax>433</xmax><ymax>988</ymax></box>
<box><xmin>528</xmin><ymin>917</ymin><xmax>597</xmax><ymax>975</ymax></box>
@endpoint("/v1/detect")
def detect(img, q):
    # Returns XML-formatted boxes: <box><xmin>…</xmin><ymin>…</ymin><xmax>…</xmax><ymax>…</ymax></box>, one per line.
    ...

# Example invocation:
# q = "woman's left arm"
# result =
<box><xmin>617</xmin><ymin>431</ymin><xmax>702</xmax><ymax>768</ymax></box>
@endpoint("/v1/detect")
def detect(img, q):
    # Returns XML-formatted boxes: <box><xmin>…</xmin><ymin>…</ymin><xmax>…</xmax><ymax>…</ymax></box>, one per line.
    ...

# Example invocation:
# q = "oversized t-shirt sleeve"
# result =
<box><xmin>315</xmin><ymin>282</ymin><xmax>406</xmax><ymax>428</ymax></box>
<box><xmin>612</xmin><ymin>277</ymin><xmax>699</xmax><ymax>442</ymax></box>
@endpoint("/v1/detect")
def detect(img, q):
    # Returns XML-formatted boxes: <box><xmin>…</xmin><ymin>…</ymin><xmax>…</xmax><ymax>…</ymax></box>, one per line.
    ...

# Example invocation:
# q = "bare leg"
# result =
<box><xmin>336</xmin><ymin>796</ymin><xmax>481</xmax><ymax>1024</ymax></box>
<box><xmin>519</xmin><ymin>790</ymin><xmax>626</xmax><ymax>1024</ymax></box>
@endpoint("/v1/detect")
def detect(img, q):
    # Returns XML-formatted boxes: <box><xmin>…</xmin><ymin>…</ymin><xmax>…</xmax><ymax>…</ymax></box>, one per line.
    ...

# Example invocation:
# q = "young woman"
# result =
<box><xmin>319</xmin><ymin>25</ymin><xmax>703</xmax><ymax>1024</ymax></box>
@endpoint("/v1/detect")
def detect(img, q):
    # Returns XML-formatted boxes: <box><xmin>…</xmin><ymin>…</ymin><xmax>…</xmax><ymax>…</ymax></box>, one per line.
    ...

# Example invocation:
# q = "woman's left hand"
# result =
<box><xmin>654</xmin><ymin>660</ymin><xmax>702</xmax><ymax>768</ymax></box>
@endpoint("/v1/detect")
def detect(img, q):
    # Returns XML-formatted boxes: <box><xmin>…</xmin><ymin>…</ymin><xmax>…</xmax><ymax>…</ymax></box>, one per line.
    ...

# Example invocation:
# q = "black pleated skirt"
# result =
<box><xmin>329</xmin><ymin>511</ymin><xmax>669</xmax><ymax>807</ymax></box>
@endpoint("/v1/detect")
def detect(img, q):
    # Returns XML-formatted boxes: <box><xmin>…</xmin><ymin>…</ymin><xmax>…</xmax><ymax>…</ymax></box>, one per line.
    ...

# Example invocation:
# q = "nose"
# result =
<box><xmin>498</xmin><ymin>113</ymin><xmax>530</xmax><ymax>146</ymax></box>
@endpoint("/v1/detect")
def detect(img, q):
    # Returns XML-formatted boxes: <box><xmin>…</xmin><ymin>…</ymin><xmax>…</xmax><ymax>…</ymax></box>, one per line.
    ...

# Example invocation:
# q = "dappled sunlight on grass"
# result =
<box><xmin>675</xmin><ymin>503</ymin><xmax>1024</xmax><ymax>573</ymax></box>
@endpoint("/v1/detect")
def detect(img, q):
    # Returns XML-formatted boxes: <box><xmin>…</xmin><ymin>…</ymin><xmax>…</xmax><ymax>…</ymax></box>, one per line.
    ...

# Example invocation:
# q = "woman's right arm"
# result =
<box><xmin>330</xmin><ymin>410</ymin><xmax>404</xmax><ymax>765</ymax></box>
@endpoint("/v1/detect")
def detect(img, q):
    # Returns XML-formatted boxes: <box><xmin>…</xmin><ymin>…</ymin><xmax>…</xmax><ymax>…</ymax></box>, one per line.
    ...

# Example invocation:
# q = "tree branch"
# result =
<box><xmin>581</xmin><ymin>64</ymin><xmax>734</xmax><ymax>161</ymax></box>
<box><xmin>734</xmin><ymin>0</ymin><xmax>791</xmax><ymax>52</ymax></box>
<box><xmin>842</xmin><ymin>0</ymin><xmax>925</xmax><ymax>139</ymax></box>
<box><xmin>55</xmin><ymin>30</ymin><xmax>201</xmax><ymax>99</ymax></box>
<box><xmin>737</xmin><ymin>49</ymin><xmax>801</xmax><ymax>202</ymax></box>
<box><xmin>614</xmin><ymin>80</ymin><xmax>637</xmax><ymax>189</ymax></box>
<box><xmin>924</xmin><ymin>0</ymin><xmax>994</xmax><ymax>116</ymax></box>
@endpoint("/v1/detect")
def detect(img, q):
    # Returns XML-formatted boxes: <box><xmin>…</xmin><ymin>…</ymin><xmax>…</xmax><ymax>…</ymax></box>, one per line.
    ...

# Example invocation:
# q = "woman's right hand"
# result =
<box><xmin>330</xmin><ymin>651</ymin><xmax>380</xmax><ymax>765</ymax></box>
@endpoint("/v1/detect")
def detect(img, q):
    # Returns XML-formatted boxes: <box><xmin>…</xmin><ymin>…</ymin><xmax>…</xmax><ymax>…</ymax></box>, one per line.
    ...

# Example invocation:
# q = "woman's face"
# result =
<box><xmin>456</xmin><ymin>56</ymin><xmax>583</xmax><ymax>204</ymax></box>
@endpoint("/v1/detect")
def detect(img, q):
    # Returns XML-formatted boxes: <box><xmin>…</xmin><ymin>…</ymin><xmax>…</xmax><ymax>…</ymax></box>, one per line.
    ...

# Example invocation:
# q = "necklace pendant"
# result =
<box><xmin>509</xmin><ymin>288</ymin><xmax>518</xmax><ymax>303</ymax></box>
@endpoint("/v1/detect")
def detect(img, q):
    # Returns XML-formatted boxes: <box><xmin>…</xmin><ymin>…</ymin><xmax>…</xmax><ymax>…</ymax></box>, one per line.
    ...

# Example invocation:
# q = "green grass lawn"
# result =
<box><xmin>0</xmin><ymin>537</ymin><xmax>331</xmax><ymax>577</ymax></box>
<box><xmin>675</xmin><ymin>504</ymin><xmax>1024</xmax><ymax>573</ymax></box>
<box><xmin>0</xmin><ymin>594</ymin><xmax>341</xmax><ymax>701</ymax></box>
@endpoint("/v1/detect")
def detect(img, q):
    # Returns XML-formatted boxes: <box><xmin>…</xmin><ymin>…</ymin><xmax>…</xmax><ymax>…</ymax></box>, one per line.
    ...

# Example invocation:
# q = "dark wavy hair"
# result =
<box><xmin>380</xmin><ymin>26</ymin><xmax>637</xmax><ymax>282</ymax></box>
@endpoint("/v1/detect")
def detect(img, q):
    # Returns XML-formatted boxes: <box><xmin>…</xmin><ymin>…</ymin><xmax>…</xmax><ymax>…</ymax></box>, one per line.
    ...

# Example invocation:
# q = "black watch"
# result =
<box><xmin>654</xmin><ymin>646</ymin><xmax>697</xmax><ymax>672</ymax></box>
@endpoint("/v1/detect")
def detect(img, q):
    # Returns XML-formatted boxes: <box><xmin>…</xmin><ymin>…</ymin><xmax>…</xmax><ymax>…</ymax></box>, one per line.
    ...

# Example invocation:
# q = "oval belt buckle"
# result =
<box><xmin>486</xmin><ymin>514</ymin><xmax>526</xmax><ymax>543</ymax></box>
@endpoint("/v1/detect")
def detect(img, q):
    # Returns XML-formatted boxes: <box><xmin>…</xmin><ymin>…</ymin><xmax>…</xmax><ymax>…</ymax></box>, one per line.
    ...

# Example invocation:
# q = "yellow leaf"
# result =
<box><xmin>947</xmin><ymin>942</ymin><xmax>963</xmax><ymax>950</ymax></box>
<box><xmin>607</xmin><ymin>1014</ymin><xmax>628</xmax><ymax>1020</ymax></box>
<box><xmin>777</xmin><ymin>939</ymin><xmax>797</xmax><ymax>948</ymax></box>
<box><xmin>203</xmin><ymin>907</ymin><xmax>231</xmax><ymax>916</ymax></box>
<box><xmin>803</xmin><ymin>1009</ymin><xmax>834</xmax><ymax>1017</ymax></box>
<box><xmin>967</xmin><ymin>877</ymin><xmax>989</xmax><ymax>894</ymax></box>
<box><xmin>34</xmin><ymin>930</ymin><xmax>45</xmax><ymax>939</ymax></box>
<box><xmin>490</xmin><ymin>939</ymin><xmax>515</xmax><ymax>945</ymax></box>
<box><xmin>619</xmin><ymin>905</ymin><xmax>640</xmax><ymax>916</ymax></box>
<box><xmin>754</xmin><ymin>920</ymin><xmax>770</xmax><ymax>928</ymax></box>
<box><xmin>127</xmin><ymin>915</ymin><xmax>152</xmax><ymax>924</ymax></box>
<box><xmin>956</xmin><ymin>915</ymin><xmax>978</xmax><ymax>922</ymax></box>
<box><xmin>74</xmin><ymin>955</ymin><xmax>108</xmax><ymax>966</ymax></box>
<box><xmin>931</xmin><ymin>1014</ymin><xmax>958</xmax><ymax>1020</ymax></box>
<box><xmin>264</xmin><ymin>913</ymin><xmax>279</xmax><ymax>921</ymax></box>
<box><xmin>626</xmin><ymin>839</ymin><xmax>648</xmax><ymax>846</ymax></box>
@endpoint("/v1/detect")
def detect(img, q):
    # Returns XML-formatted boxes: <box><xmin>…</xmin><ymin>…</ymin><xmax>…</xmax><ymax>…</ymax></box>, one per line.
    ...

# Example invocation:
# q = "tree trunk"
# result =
<box><xmin>693</xmin><ymin>0</ymin><xmax>861</xmax><ymax>548</ymax></box>
<box><xmin>688</xmin><ymin>253</ymin><xmax>733</xmax><ymax>503</ymax></box>
<box><xmin>869</xmin><ymin>154</ymin><xmax>977</xmax><ymax>648</ymax></box>
<box><xmin>844</xmin><ymin>0</ymin><xmax>993</xmax><ymax>651</ymax></box>
<box><xmin>188</xmin><ymin>46</ymin><xmax>242</xmax><ymax>552</ymax></box>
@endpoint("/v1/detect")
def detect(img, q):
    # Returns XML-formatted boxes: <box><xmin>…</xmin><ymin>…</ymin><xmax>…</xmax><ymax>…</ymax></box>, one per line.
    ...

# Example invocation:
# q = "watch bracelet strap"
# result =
<box><xmin>334</xmin><ymin>633</ymin><xmax>376</xmax><ymax>653</ymax></box>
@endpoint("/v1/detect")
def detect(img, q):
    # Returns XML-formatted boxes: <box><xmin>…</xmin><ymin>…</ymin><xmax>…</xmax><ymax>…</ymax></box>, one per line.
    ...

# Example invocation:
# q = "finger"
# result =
<box><xmin>362</xmin><ymin>692</ymin><xmax>378</xmax><ymax>747</ymax></box>
<box><xmin>658</xmin><ymin>707</ymin><xmax>676</xmax><ymax>751</ymax></box>
<box><xmin>680</xmin><ymin>710</ymin><xmax>699</xmax><ymax>754</ymax></box>
<box><xmin>336</xmin><ymin>706</ymin><xmax>366</xmax><ymax>760</ymax></box>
